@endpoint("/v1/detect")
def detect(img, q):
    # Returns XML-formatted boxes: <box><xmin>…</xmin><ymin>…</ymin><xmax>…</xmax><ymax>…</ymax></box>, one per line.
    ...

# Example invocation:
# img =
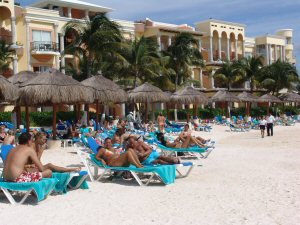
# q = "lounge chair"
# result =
<box><xmin>0</xmin><ymin>178</ymin><xmax>58</xmax><ymax>205</ymax></box>
<box><xmin>154</xmin><ymin>142</ymin><xmax>214</xmax><ymax>159</ymax></box>
<box><xmin>52</xmin><ymin>171</ymin><xmax>89</xmax><ymax>193</ymax></box>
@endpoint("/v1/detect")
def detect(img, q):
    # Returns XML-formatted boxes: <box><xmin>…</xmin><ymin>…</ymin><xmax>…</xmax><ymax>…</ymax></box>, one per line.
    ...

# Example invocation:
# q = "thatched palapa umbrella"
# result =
<box><xmin>171</xmin><ymin>86</ymin><xmax>208</xmax><ymax>121</ymax></box>
<box><xmin>258</xmin><ymin>93</ymin><xmax>282</xmax><ymax>115</ymax></box>
<box><xmin>0</xmin><ymin>75</ymin><xmax>19</xmax><ymax>103</ymax></box>
<box><xmin>8</xmin><ymin>71</ymin><xmax>36</xmax><ymax>127</ymax></box>
<box><xmin>128</xmin><ymin>82</ymin><xmax>169</xmax><ymax>122</ymax></box>
<box><xmin>279</xmin><ymin>92</ymin><xmax>300</xmax><ymax>103</ymax></box>
<box><xmin>211</xmin><ymin>90</ymin><xmax>240</xmax><ymax>117</ymax></box>
<box><xmin>81</xmin><ymin>74</ymin><xmax>128</xmax><ymax>130</ymax></box>
<box><xmin>237</xmin><ymin>91</ymin><xmax>259</xmax><ymax>116</ymax></box>
<box><xmin>19</xmin><ymin>69</ymin><xmax>94</xmax><ymax>139</ymax></box>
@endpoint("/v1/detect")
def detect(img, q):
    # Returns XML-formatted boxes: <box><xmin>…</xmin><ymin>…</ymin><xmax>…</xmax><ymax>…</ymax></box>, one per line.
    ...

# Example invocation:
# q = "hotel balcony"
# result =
<box><xmin>30</xmin><ymin>41</ymin><xmax>60</xmax><ymax>55</ymax></box>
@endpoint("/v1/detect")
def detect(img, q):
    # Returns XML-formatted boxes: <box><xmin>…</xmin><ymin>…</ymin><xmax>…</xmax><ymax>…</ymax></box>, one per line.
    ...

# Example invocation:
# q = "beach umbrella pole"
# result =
<box><xmin>53</xmin><ymin>103</ymin><xmax>57</xmax><ymax>140</ymax></box>
<box><xmin>16</xmin><ymin>105</ymin><xmax>22</xmax><ymax>129</ymax></box>
<box><xmin>25</xmin><ymin>106</ymin><xmax>30</xmax><ymax>132</ymax></box>
<box><xmin>95</xmin><ymin>100</ymin><xmax>99</xmax><ymax>131</ymax></box>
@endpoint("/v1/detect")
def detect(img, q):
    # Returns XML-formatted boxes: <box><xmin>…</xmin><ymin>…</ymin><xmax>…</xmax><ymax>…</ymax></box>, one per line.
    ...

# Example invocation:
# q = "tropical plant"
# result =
<box><xmin>258</xmin><ymin>60</ymin><xmax>299</xmax><ymax>95</ymax></box>
<box><xmin>240</xmin><ymin>56</ymin><xmax>264</xmax><ymax>92</ymax></box>
<box><xmin>62</xmin><ymin>13</ymin><xmax>123</xmax><ymax>78</ymax></box>
<box><xmin>0</xmin><ymin>40</ymin><xmax>11</xmax><ymax>74</ymax></box>
<box><xmin>213</xmin><ymin>60</ymin><xmax>244</xmax><ymax>90</ymax></box>
<box><xmin>163</xmin><ymin>33</ymin><xmax>204</xmax><ymax>90</ymax></box>
<box><xmin>118</xmin><ymin>36</ymin><xmax>161</xmax><ymax>88</ymax></box>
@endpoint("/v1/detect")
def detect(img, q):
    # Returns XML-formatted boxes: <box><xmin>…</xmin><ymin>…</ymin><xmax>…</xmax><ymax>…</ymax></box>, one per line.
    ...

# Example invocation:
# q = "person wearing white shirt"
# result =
<box><xmin>266</xmin><ymin>114</ymin><xmax>275</xmax><ymax>136</ymax></box>
<box><xmin>259</xmin><ymin>117</ymin><xmax>267</xmax><ymax>138</ymax></box>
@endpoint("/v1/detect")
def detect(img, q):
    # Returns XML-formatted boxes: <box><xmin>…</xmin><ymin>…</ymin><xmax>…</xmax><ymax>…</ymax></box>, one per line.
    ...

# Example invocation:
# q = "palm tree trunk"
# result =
<box><xmin>87</xmin><ymin>56</ymin><xmax>93</xmax><ymax>78</ymax></box>
<box><xmin>175</xmin><ymin>72</ymin><xmax>178</xmax><ymax>91</ymax></box>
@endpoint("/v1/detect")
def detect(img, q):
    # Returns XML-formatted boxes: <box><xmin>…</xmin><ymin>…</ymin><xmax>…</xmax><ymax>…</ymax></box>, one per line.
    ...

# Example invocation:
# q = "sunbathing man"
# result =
<box><xmin>3</xmin><ymin>130</ymin><xmax>15</xmax><ymax>145</ymax></box>
<box><xmin>157</xmin><ymin>132</ymin><xmax>195</xmax><ymax>149</ymax></box>
<box><xmin>95</xmin><ymin>137</ymin><xmax>143</xmax><ymax>168</ymax></box>
<box><xmin>126</xmin><ymin>136</ymin><xmax>180</xmax><ymax>165</ymax></box>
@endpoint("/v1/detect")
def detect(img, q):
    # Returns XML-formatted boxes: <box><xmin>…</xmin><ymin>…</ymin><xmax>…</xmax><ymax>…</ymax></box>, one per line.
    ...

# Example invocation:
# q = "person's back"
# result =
<box><xmin>3</xmin><ymin>145</ymin><xmax>33</xmax><ymax>181</ymax></box>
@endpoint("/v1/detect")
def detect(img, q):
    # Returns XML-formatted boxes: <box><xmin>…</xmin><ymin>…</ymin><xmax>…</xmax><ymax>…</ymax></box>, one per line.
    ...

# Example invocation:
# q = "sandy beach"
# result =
<box><xmin>0</xmin><ymin>124</ymin><xmax>299</xmax><ymax>225</ymax></box>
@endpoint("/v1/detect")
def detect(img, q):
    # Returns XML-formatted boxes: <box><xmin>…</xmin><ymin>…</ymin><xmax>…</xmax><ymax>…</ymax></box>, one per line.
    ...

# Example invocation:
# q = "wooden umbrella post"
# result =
<box><xmin>53</xmin><ymin>103</ymin><xmax>57</xmax><ymax>140</ymax></box>
<box><xmin>193</xmin><ymin>104</ymin><xmax>197</xmax><ymax>117</ymax></box>
<box><xmin>25</xmin><ymin>106</ymin><xmax>30</xmax><ymax>132</ymax></box>
<box><xmin>95</xmin><ymin>100</ymin><xmax>99</xmax><ymax>131</ymax></box>
<box><xmin>86</xmin><ymin>104</ymin><xmax>90</xmax><ymax>125</ymax></box>
<box><xmin>16</xmin><ymin>105</ymin><xmax>22</xmax><ymax>129</ymax></box>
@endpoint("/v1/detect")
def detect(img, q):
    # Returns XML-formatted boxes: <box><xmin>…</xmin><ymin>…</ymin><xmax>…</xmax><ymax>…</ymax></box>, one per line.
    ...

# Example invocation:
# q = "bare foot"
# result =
<box><xmin>67</xmin><ymin>167</ymin><xmax>81</xmax><ymax>172</ymax></box>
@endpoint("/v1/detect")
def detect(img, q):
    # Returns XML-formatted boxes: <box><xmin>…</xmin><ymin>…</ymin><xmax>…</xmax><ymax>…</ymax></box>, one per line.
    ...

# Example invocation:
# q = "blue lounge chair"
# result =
<box><xmin>52</xmin><ymin>171</ymin><xmax>89</xmax><ymax>193</ymax></box>
<box><xmin>0</xmin><ymin>178</ymin><xmax>58</xmax><ymax>205</ymax></box>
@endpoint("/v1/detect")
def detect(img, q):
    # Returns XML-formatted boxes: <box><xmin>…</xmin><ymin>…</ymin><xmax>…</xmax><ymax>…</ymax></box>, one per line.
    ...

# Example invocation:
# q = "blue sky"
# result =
<box><xmin>21</xmin><ymin>0</ymin><xmax>300</xmax><ymax>70</ymax></box>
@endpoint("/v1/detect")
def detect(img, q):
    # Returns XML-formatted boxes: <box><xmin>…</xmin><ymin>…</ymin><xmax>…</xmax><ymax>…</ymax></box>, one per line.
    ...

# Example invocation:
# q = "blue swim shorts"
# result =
<box><xmin>142</xmin><ymin>151</ymin><xmax>161</xmax><ymax>165</ymax></box>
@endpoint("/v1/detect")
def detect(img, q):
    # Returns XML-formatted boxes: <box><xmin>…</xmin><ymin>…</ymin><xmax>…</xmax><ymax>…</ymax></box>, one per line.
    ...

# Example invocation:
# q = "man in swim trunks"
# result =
<box><xmin>126</xmin><ymin>137</ymin><xmax>180</xmax><ymax>165</ymax></box>
<box><xmin>3</xmin><ymin>133</ymin><xmax>52</xmax><ymax>182</ymax></box>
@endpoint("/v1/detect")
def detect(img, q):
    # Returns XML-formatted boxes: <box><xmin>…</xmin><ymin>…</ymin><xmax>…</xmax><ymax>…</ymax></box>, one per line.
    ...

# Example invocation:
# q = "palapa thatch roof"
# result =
<box><xmin>18</xmin><ymin>69</ymin><xmax>94</xmax><ymax>106</ymax></box>
<box><xmin>81</xmin><ymin>74</ymin><xmax>127</xmax><ymax>103</ymax></box>
<box><xmin>8</xmin><ymin>71</ymin><xmax>36</xmax><ymax>87</ymax></box>
<box><xmin>279</xmin><ymin>92</ymin><xmax>300</xmax><ymax>103</ymax></box>
<box><xmin>0</xmin><ymin>75</ymin><xmax>19</xmax><ymax>103</ymax></box>
<box><xmin>258</xmin><ymin>93</ymin><xmax>282</xmax><ymax>103</ymax></box>
<box><xmin>128</xmin><ymin>82</ymin><xmax>169</xmax><ymax>103</ymax></box>
<box><xmin>170</xmin><ymin>86</ymin><xmax>208</xmax><ymax>104</ymax></box>
<box><xmin>237</xmin><ymin>91</ymin><xmax>259</xmax><ymax>102</ymax></box>
<box><xmin>210</xmin><ymin>90</ymin><xmax>240</xmax><ymax>102</ymax></box>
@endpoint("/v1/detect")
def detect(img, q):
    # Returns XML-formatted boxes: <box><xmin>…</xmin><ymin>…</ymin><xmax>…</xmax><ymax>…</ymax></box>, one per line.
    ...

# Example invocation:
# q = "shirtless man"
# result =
<box><xmin>179</xmin><ymin>124</ymin><xmax>209</xmax><ymax>148</ymax></box>
<box><xmin>127</xmin><ymin>137</ymin><xmax>180</xmax><ymax>165</ymax></box>
<box><xmin>96</xmin><ymin>137</ymin><xmax>143</xmax><ymax>168</ymax></box>
<box><xmin>3</xmin><ymin>133</ymin><xmax>52</xmax><ymax>182</ymax></box>
<box><xmin>157</xmin><ymin>113</ymin><xmax>166</xmax><ymax>133</ymax></box>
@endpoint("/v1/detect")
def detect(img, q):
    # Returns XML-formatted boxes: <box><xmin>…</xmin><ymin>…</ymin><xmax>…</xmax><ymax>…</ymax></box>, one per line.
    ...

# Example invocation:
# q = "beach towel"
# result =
<box><xmin>0</xmin><ymin>178</ymin><xmax>58</xmax><ymax>202</ymax></box>
<box><xmin>52</xmin><ymin>172</ymin><xmax>89</xmax><ymax>193</ymax></box>
<box><xmin>90</xmin><ymin>154</ymin><xmax>176</xmax><ymax>185</ymax></box>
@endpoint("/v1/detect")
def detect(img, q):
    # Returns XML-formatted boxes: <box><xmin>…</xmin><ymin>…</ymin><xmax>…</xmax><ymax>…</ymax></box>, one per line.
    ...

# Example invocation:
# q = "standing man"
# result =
<box><xmin>266</xmin><ymin>113</ymin><xmax>275</xmax><ymax>136</ymax></box>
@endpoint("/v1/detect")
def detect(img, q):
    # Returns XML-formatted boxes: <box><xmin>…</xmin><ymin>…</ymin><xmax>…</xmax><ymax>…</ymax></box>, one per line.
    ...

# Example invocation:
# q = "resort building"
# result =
<box><xmin>0</xmin><ymin>0</ymin><xmax>296</xmax><ymax>88</ymax></box>
<box><xmin>0</xmin><ymin>0</ymin><xmax>135</xmax><ymax>77</ymax></box>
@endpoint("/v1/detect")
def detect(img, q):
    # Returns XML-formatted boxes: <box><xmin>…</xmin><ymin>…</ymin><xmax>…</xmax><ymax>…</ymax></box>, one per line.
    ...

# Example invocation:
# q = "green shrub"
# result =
<box><xmin>0</xmin><ymin>112</ymin><xmax>12</xmax><ymax>122</ymax></box>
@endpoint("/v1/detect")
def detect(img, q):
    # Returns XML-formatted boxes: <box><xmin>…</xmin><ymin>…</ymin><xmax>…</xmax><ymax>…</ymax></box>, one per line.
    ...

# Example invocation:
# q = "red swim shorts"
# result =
<box><xmin>15</xmin><ymin>171</ymin><xmax>42</xmax><ymax>183</ymax></box>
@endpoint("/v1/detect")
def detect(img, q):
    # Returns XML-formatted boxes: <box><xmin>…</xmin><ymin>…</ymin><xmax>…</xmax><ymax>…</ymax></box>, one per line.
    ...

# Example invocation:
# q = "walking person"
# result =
<box><xmin>266</xmin><ymin>113</ymin><xmax>275</xmax><ymax>136</ymax></box>
<box><xmin>259</xmin><ymin>117</ymin><xmax>267</xmax><ymax>138</ymax></box>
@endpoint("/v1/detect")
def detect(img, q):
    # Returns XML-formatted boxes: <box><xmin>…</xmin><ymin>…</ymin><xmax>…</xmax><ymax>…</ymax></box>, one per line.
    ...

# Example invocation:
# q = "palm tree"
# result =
<box><xmin>240</xmin><ymin>56</ymin><xmax>264</xmax><ymax>92</ymax></box>
<box><xmin>164</xmin><ymin>33</ymin><xmax>204</xmax><ymax>90</ymax></box>
<box><xmin>213</xmin><ymin>60</ymin><xmax>244</xmax><ymax>90</ymax></box>
<box><xmin>258</xmin><ymin>60</ymin><xmax>299</xmax><ymax>95</ymax></box>
<box><xmin>62</xmin><ymin>13</ymin><xmax>123</xmax><ymax>78</ymax></box>
<box><xmin>119</xmin><ymin>36</ymin><xmax>161</xmax><ymax>88</ymax></box>
<box><xmin>0</xmin><ymin>40</ymin><xmax>11</xmax><ymax>75</ymax></box>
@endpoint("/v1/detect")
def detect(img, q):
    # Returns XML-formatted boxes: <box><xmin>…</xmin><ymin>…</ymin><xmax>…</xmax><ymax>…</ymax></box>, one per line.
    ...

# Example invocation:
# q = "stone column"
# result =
<box><xmin>199</xmin><ymin>69</ymin><xmax>203</xmax><ymax>88</ymax></box>
<box><xmin>11</xmin><ymin>16</ymin><xmax>16</xmax><ymax>45</ymax></box>
<box><xmin>226</xmin><ymin>37</ymin><xmax>230</xmax><ymax>60</ymax></box>
<box><xmin>274</xmin><ymin>45</ymin><xmax>277</xmax><ymax>61</ymax></box>
<box><xmin>168</xmin><ymin>36</ymin><xmax>172</xmax><ymax>47</ymax></box>
<box><xmin>67</xmin><ymin>7</ymin><xmax>72</xmax><ymax>18</ymax></box>
<box><xmin>269</xmin><ymin>44</ymin><xmax>272</xmax><ymax>64</ymax></box>
<box><xmin>48</xmin><ymin>4</ymin><xmax>53</xmax><ymax>10</ymax></box>
<box><xmin>85</xmin><ymin>9</ymin><xmax>89</xmax><ymax>20</ymax></box>
<box><xmin>211</xmin><ymin>69</ymin><xmax>215</xmax><ymax>88</ymax></box>
<box><xmin>25</xmin><ymin>19</ymin><xmax>31</xmax><ymax>71</ymax></box>
<box><xmin>157</xmin><ymin>35</ymin><xmax>161</xmax><ymax>51</ymax></box>
<box><xmin>60</xmin><ymin>34</ymin><xmax>65</xmax><ymax>73</ymax></box>
<box><xmin>13</xmin><ymin>55</ymin><xmax>18</xmax><ymax>74</ymax></box>
<box><xmin>218</xmin><ymin>36</ymin><xmax>222</xmax><ymax>60</ymax></box>
<box><xmin>54</xmin><ymin>23</ymin><xmax>59</xmax><ymax>69</ymax></box>
<box><xmin>242</xmin><ymin>40</ymin><xmax>245</xmax><ymax>57</ymax></box>
<box><xmin>209</xmin><ymin>36</ymin><xmax>213</xmax><ymax>62</ymax></box>
<box><xmin>198</xmin><ymin>39</ymin><xmax>202</xmax><ymax>52</ymax></box>
<box><xmin>121</xmin><ymin>103</ymin><xmax>126</xmax><ymax>119</ymax></box>
<box><xmin>266</xmin><ymin>44</ymin><xmax>269</xmax><ymax>65</ymax></box>
<box><xmin>282</xmin><ymin>46</ymin><xmax>286</xmax><ymax>61</ymax></box>
<box><xmin>234</xmin><ymin>39</ymin><xmax>238</xmax><ymax>59</ymax></box>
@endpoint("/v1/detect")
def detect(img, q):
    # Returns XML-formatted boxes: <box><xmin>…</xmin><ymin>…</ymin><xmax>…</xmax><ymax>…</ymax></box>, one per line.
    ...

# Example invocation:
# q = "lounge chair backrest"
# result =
<box><xmin>87</xmin><ymin>137</ymin><xmax>101</xmax><ymax>154</ymax></box>
<box><xmin>0</xmin><ymin>145</ymin><xmax>14</xmax><ymax>162</ymax></box>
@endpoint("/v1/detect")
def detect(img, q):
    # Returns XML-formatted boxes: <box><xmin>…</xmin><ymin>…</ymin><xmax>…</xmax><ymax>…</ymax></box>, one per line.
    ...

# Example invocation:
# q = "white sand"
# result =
<box><xmin>1</xmin><ymin>124</ymin><xmax>300</xmax><ymax>225</ymax></box>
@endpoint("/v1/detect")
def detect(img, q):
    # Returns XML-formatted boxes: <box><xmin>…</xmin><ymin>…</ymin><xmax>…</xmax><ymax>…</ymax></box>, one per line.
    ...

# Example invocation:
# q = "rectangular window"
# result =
<box><xmin>32</xmin><ymin>30</ymin><xmax>52</xmax><ymax>42</ymax></box>
<box><xmin>33</xmin><ymin>66</ymin><xmax>51</xmax><ymax>72</ymax></box>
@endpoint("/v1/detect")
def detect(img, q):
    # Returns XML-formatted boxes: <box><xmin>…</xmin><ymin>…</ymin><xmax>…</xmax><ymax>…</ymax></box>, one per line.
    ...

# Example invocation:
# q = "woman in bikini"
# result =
<box><xmin>0</xmin><ymin>125</ymin><xmax>7</xmax><ymax>144</ymax></box>
<box><xmin>95</xmin><ymin>137</ymin><xmax>143</xmax><ymax>168</ymax></box>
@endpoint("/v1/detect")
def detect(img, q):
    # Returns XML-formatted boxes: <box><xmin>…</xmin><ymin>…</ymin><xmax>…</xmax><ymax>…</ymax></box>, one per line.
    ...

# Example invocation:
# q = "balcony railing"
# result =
<box><xmin>31</xmin><ymin>41</ymin><xmax>59</xmax><ymax>52</ymax></box>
